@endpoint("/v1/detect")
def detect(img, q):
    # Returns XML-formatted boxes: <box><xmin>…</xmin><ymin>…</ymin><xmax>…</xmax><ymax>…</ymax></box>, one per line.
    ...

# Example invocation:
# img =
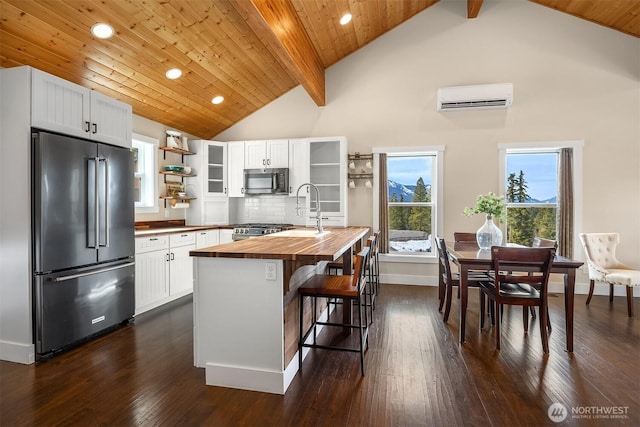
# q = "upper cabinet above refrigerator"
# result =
<box><xmin>31</xmin><ymin>68</ymin><xmax>132</xmax><ymax>148</ymax></box>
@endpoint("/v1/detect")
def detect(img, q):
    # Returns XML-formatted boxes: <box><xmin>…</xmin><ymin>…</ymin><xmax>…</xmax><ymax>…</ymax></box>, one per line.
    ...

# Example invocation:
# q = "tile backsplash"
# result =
<box><xmin>231</xmin><ymin>196</ymin><xmax>307</xmax><ymax>225</ymax></box>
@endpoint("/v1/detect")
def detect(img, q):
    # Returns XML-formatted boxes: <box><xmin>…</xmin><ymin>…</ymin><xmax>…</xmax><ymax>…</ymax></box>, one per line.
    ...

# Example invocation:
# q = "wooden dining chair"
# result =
<box><xmin>480</xmin><ymin>246</ymin><xmax>555</xmax><ymax>353</ymax></box>
<box><xmin>299</xmin><ymin>247</ymin><xmax>371</xmax><ymax>376</ymax></box>
<box><xmin>369</xmin><ymin>230</ymin><xmax>381</xmax><ymax>296</ymax></box>
<box><xmin>326</xmin><ymin>231</ymin><xmax>379</xmax><ymax>318</ymax></box>
<box><xmin>532</xmin><ymin>237</ymin><xmax>557</xmax><ymax>249</ymax></box>
<box><xmin>454</xmin><ymin>232</ymin><xmax>478</xmax><ymax>243</ymax></box>
<box><xmin>436</xmin><ymin>237</ymin><xmax>490</xmax><ymax>322</ymax></box>
<box><xmin>526</xmin><ymin>237</ymin><xmax>557</xmax><ymax>329</ymax></box>
<box><xmin>363</xmin><ymin>232</ymin><xmax>380</xmax><ymax>322</ymax></box>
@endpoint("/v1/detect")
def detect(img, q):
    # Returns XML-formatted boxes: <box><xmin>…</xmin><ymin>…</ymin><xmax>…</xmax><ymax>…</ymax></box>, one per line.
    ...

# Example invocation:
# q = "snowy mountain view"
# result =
<box><xmin>525</xmin><ymin>196</ymin><xmax>557</xmax><ymax>203</ymax></box>
<box><xmin>389</xmin><ymin>233</ymin><xmax>432</xmax><ymax>253</ymax></box>
<box><xmin>387</xmin><ymin>180</ymin><xmax>433</xmax><ymax>253</ymax></box>
<box><xmin>387</xmin><ymin>180</ymin><xmax>415</xmax><ymax>201</ymax></box>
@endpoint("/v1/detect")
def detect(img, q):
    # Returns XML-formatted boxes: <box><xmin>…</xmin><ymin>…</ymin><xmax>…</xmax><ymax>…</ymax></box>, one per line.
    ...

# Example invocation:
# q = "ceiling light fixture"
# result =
<box><xmin>211</xmin><ymin>96</ymin><xmax>224</xmax><ymax>104</ymax></box>
<box><xmin>340</xmin><ymin>13</ymin><xmax>352</xmax><ymax>25</ymax></box>
<box><xmin>165</xmin><ymin>68</ymin><xmax>183</xmax><ymax>80</ymax></box>
<box><xmin>91</xmin><ymin>23</ymin><xmax>114</xmax><ymax>39</ymax></box>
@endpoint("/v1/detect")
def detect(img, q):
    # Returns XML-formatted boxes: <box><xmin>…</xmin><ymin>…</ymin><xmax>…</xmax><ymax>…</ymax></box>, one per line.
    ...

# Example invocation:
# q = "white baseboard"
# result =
<box><xmin>380</xmin><ymin>273</ymin><xmax>436</xmax><ymax>286</ymax></box>
<box><xmin>203</xmin><ymin>304</ymin><xmax>332</xmax><ymax>395</ymax></box>
<box><xmin>0</xmin><ymin>341</ymin><xmax>35</xmax><ymax>364</ymax></box>
<box><xmin>205</xmin><ymin>363</ymin><xmax>287</xmax><ymax>394</ymax></box>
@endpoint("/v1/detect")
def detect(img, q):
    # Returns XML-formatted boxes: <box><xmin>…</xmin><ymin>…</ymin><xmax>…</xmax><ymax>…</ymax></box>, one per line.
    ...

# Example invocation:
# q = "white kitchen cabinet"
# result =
<box><xmin>227</xmin><ymin>141</ymin><xmax>245</xmax><ymax>197</ymax></box>
<box><xmin>186</xmin><ymin>140</ymin><xmax>229</xmax><ymax>225</ymax></box>
<box><xmin>203</xmin><ymin>141</ymin><xmax>228</xmax><ymax>196</ymax></box>
<box><xmin>186</xmin><ymin>140</ymin><xmax>227</xmax><ymax>197</ymax></box>
<box><xmin>134</xmin><ymin>235</ymin><xmax>170</xmax><ymax>315</ymax></box>
<box><xmin>306</xmin><ymin>137</ymin><xmax>347</xmax><ymax>227</ymax></box>
<box><xmin>245</xmin><ymin>139</ymin><xmax>289</xmax><ymax>169</ymax></box>
<box><xmin>169</xmin><ymin>233</ymin><xmax>196</xmax><ymax>296</ymax></box>
<box><xmin>134</xmin><ymin>232</ymin><xmax>196</xmax><ymax>315</ymax></box>
<box><xmin>289</xmin><ymin>138</ymin><xmax>310</xmax><ymax>196</ymax></box>
<box><xmin>195</xmin><ymin>229</ymin><xmax>220</xmax><ymax>249</ymax></box>
<box><xmin>89</xmin><ymin>91</ymin><xmax>132</xmax><ymax>147</ymax></box>
<box><xmin>219</xmin><ymin>229</ymin><xmax>234</xmax><ymax>244</ymax></box>
<box><xmin>31</xmin><ymin>68</ymin><xmax>132</xmax><ymax>148</ymax></box>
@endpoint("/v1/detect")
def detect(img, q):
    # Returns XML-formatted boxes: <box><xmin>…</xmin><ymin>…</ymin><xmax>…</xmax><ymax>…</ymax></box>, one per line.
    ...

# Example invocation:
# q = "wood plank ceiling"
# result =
<box><xmin>1</xmin><ymin>0</ymin><xmax>638</xmax><ymax>139</ymax></box>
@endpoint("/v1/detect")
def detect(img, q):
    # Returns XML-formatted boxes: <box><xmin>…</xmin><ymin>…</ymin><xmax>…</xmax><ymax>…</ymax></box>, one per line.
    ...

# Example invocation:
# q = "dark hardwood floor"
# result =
<box><xmin>1</xmin><ymin>285</ymin><xmax>638</xmax><ymax>426</ymax></box>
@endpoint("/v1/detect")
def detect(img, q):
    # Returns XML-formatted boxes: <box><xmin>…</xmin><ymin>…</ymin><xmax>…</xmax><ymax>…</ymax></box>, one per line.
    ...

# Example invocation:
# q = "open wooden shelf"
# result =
<box><xmin>160</xmin><ymin>146</ymin><xmax>195</xmax><ymax>156</ymax></box>
<box><xmin>348</xmin><ymin>173</ymin><xmax>373</xmax><ymax>179</ymax></box>
<box><xmin>347</xmin><ymin>153</ymin><xmax>373</xmax><ymax>160</ymax></box>
<box><xmin>159</xmin><ymin>196</ymin><xmax>197</xmax><ymax>201</ymax></box>
<box><xmin>159</xmin><ymin>170</ymin><xmax>196</xmax><ymax>178</ymax></box>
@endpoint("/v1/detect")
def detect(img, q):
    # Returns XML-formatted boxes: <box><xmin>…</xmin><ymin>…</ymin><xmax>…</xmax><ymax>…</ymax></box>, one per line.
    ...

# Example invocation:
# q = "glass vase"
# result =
<box><xmin>476</xmin><ymin>214</ymin><xmax>503</xmax><ymax>249</ymax></box>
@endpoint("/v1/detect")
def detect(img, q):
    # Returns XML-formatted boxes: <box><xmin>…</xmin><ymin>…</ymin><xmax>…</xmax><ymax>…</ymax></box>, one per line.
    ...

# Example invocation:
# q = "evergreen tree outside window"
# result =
<box><xmin>505</xmin><ymin>152</ymin><xmax>558</xmax><ymax>246</ymax></box>
<box><xmin>386</xmin><ymin>155</ymin><xmax>436</xmax><ymax>254</ymax></box>
<box><xmin>499</xmin><ymin>141</ymin><xmax>582</xmax><ymax>257</ymax></box>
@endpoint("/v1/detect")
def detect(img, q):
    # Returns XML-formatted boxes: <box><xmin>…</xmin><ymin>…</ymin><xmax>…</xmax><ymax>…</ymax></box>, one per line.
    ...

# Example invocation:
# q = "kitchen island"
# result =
<box><xmin>190</xmin><ymin>227</ymin><xmax>369</xmax><ymax>394</ymax></box>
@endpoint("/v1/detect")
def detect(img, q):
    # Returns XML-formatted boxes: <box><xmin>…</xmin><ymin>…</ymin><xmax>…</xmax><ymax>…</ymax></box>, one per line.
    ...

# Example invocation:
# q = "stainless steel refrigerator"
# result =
<box><xmin>32</xmin><ymin>130</ymin><xmax>135</xmax><ymax>359</ymax></box>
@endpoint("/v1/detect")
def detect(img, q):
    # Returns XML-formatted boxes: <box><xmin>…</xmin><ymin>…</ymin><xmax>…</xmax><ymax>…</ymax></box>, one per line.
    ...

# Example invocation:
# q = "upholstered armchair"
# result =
<box><xmin>579</xmin><ymin>233</ymin><xmax>640</xmax><ymax>317</ymax></box>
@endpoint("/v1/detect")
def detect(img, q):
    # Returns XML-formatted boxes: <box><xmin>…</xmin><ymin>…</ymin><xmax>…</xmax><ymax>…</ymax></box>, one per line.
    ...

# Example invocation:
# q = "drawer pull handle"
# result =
<box><xmin>150</xmin><ymin>238</ymin><xmax>158</xmax><ymax>241</ymax></box>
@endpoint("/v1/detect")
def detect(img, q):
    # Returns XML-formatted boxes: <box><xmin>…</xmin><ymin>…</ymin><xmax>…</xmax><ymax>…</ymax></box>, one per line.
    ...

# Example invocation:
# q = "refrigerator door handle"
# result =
<box><xmin>100</xmin><ymin>157</ymin><xmax>110</xmax><ymax>247</ymax></box>
<box><xmin>87</xmin><ymin>158</ymin><xmax>98</xmax><ymax>249</ymax></box>
<box><xmin>52</xmin><ymin>262</ymin><xmax>135</xmax><ymax>282</ymax></box>
<box><xmin>94</xmin><ymin>156</ymin><xmax>100</xmax><ymax>250</ymax></box>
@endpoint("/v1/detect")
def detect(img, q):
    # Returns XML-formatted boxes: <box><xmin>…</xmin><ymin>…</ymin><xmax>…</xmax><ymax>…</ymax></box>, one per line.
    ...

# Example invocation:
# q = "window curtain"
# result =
<box><xmin>558</xmin><ymin>148</ymin><xmax>574</xmax><ymax>258</ymax></box>
<box><xmin>378</xmin><ymin>153</ymin><xmax>389</xmax><ymax>253</ymax></box>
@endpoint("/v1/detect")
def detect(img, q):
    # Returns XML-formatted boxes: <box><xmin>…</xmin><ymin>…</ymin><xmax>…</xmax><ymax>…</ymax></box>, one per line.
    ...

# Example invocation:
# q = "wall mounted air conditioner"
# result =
<box><xmin>437</xmin><ymin>83</ymin><xmax>513</xmax><ymax>111</ymax></box>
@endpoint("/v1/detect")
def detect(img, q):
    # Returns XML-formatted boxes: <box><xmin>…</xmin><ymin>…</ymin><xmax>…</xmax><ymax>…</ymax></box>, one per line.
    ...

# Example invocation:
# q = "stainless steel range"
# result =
<box><xmin>232</xmin><ymin>223</ymin><xmax>292</xmax><ymax>241</ymax></box>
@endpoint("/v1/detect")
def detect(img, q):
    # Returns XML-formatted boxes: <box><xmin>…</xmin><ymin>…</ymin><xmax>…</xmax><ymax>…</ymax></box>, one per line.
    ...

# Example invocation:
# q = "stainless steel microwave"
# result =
<box><xmin>243</xmin><ymin>168</ymin><xmax>289</xmax><ymax>195</ymax></box>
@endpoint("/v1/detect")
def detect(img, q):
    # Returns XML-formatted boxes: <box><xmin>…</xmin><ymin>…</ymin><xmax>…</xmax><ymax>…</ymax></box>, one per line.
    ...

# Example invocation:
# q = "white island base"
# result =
<box><xmin>193</xmin><ymin>256</ymin><xmax>320</xmax><ymax>395</ymax></box>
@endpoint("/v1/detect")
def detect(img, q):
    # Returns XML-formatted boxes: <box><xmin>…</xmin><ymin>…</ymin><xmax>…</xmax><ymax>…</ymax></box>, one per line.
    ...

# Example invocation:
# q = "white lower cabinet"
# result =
<box><xmin>135</xmin><ymin>235</ymin><xmax>170</xmax><ymax>314</ymax></box>
<box><xmin>168</xmin><ymin>233</ymin><xmax>196</xmax><ymax>296</ymax></box>
<box><xmin>195</xmin><ymin>229</ymin><xmax>220</xmax><ymax>249</ymax></box>
<box><xmin>135</xmin><ymin>231</ymin><xmax>196</xmax><ymax>315</ymax></box>
<box><xmin>219</xmin><ymin>229</ymin><xmax>233</xmax><ymax>244</ymax></box>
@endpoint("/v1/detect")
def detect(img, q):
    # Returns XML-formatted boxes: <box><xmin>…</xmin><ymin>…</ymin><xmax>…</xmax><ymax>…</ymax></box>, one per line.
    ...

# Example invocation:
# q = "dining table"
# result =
<box><xmin>446</xmin><ymin>242</ymin><xmax>584</xmax><ymax>352</ymax></box>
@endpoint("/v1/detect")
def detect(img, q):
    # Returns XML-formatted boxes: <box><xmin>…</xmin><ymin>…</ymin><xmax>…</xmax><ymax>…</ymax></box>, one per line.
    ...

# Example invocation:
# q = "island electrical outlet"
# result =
<box><xmin>265</xmin><ymin>262</ymin><xmax>277</xmax><ymax>281</ymax></box>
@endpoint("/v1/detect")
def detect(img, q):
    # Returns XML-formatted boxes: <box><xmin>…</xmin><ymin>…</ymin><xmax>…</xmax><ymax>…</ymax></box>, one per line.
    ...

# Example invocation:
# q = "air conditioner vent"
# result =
<box><xmin>437</xmin><ymin>83</ymin><xmax>513</xmax><ymax>111</ymax></box>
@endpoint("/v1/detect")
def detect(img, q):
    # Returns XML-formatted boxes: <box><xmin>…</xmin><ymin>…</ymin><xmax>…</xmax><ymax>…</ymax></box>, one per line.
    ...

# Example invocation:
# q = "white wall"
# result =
<box><xmin>132</xmin><ymin>114</ymin><xmax>197</xmax><ymax>222</ymax></box>
<box><xmin>214</xmin><ymin>0</ymin><xmax>640</xmax><ymax>288</ymax></box>
<box><xmin>0</xmin><ymin>67</ymin><xmax>34</xmax><ymax>363</ymax></box>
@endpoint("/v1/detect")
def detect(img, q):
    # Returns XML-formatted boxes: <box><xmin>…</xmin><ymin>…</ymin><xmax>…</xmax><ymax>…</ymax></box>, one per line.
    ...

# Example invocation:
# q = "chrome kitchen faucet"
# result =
<box><xmin>295</xmin><ymin>183</ymin><xmax>323</xmax><ymax>234</ymax></box>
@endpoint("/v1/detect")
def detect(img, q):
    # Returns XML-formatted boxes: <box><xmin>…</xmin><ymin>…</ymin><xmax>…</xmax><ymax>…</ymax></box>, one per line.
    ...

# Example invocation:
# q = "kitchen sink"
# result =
<box><xmin>270</xmin><ymin>229</ymin><xmax>331</xmax><ymax>238</ymax></box>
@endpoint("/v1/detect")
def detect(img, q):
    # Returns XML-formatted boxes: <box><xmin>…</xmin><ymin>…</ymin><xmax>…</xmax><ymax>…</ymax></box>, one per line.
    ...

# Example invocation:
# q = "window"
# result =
<box><xmin>132</xmin><ymin>133</ymin><xmax>158</xmax><ymax>213</ymax></box>
<box><xmin>504</xmin><ymin>151</ymin><xmax>558</xmax><ymax>245</ymax></box>
<box><xmin>373</xmin><ymin>146</ymin><xmax>444</xmax><ymax>261</ymax></box>
<box><xmin>499</xmin><ymin>141</ymin><xmax>583</xmax><ymax>257</ymax></box>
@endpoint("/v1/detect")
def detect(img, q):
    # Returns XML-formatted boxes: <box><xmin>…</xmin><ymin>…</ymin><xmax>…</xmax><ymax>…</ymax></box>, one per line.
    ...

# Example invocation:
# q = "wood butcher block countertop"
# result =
<box><xmin>134</xmin><ymin>220</ymin><xmax>232</xmax><ymax>237</ymax></box>
<box><xmin>190</xmin><ymin>227</ymin><xmax>370</xmax><ymax>264</ymax></box>
<box><xmin>135</xmin><ymin>225</ymin><xmax>231</xmax><ymax>237</ymax></box>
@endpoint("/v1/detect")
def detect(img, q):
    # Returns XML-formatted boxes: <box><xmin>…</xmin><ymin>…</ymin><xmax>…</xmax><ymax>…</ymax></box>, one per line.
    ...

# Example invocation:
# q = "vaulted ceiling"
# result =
<box><xmin>1</xmin><ymin>0</ymin><xmax>638</xmax><ymax>139</ymax></box>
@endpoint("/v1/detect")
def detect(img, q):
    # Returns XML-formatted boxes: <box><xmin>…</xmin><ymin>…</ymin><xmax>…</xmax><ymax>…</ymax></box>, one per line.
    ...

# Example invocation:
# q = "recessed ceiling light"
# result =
<box><xmin>211</xmin><ymin>96</ymin><xmax>224</xmax><ymax>105</ymax></box>
<box><xmin>340</xmin><ymin>13</ymin><xmax>352</xmax><ymax>25</ymax></box>
<box><xmin>91</xmin><ymin>23</ymin><xmax>114</xmax><ymax>39</ymax></box>
<box><xmin>165</xmin><ymin>68</ymin><xmax>183</xmax><ymax>79</ymax></box>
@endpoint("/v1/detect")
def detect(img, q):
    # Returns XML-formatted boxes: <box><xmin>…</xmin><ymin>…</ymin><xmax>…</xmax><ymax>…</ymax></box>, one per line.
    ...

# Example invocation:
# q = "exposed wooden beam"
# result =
<box><xmin>467</xmin><ymin>0</ymin><xmax>484</xmax><ymax>19</ymax></box>
<box><xmin>240</xmin><ymin>0</ymin><xmax>326</xmax><ymax>106</ymax></box>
